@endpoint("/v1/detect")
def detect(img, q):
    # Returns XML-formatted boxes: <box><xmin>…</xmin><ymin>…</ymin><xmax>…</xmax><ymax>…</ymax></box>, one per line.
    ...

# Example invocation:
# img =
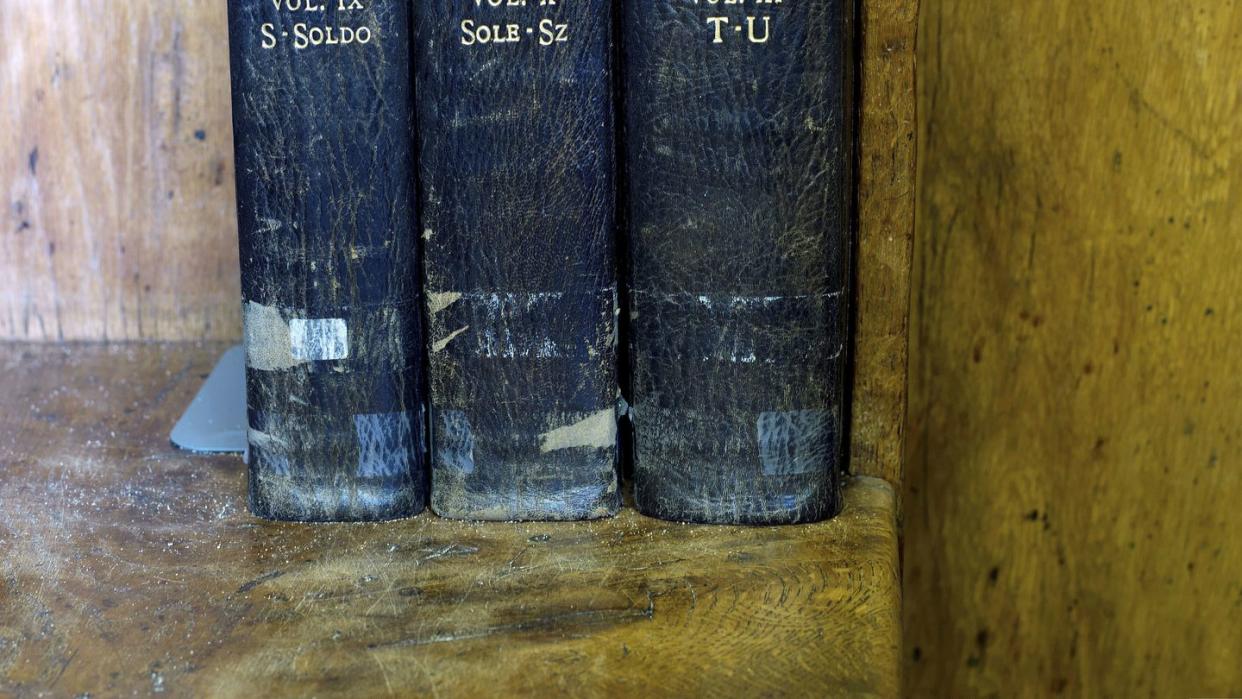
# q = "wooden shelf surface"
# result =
<box><xmin>0</xmin><ymin>343</ymin><xmax>899</xmax><ymax>697</ymax></box>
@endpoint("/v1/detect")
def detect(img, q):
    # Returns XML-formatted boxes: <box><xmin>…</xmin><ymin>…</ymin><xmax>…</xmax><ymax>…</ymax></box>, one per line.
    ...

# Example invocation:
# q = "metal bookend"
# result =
<box><xmin>171</xmin><ymin>345</ymin><xmax>247</xmax><ymax>454</ymax></box>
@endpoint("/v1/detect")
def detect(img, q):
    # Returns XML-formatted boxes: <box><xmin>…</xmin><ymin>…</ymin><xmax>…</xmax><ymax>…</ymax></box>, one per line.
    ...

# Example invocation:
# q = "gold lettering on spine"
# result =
<box><xmin>691</xmin><ymin>0</ymin><xmax>785</xmax><ymax>45</ymax></box>
<box><xmin>255</xmin><ymin>0</ymin><xmax>377</xmax><ymax>51</ymax></box>
<box><xmin>458</xmin><ymin>0</ymin><xmax>571</xmax><ymax>49</ymax></box>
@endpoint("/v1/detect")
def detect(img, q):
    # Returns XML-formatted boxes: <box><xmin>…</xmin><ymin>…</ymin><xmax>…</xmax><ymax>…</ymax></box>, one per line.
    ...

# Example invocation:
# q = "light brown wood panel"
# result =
<box><xmin>0</xmin><ymin>1</ymin><xmax>239</xmax><ymax>341</ymax></box>
<box><xmin>852</xmin><ymin>0</ymin><xmax>919</xmax><ymax>489</ymax></box>
<box><xmin>0</xmin><ymin>343</ymin><xmax>901</xmax><ymax>697</ymax></box>
<box><xmin>907</xmin><ymin>1</ymin><xmax>1242</xmax><ymax>696</ymax></box>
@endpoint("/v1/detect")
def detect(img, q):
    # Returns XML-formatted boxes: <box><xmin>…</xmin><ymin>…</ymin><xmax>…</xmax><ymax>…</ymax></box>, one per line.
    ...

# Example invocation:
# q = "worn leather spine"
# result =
<box><xmin>227</xmin><ymin>0</ymin><xmax>427</xmax><ymax>522</ymax></box>
<box><xmin>622</xmin><ymin>1</ymin><xmax>849</xmax><ymax>524</ymax></box>
<box><xmin>414</xmin><ymin>1</ymin><xmax>620</xmax><ymax>521</ymax></box>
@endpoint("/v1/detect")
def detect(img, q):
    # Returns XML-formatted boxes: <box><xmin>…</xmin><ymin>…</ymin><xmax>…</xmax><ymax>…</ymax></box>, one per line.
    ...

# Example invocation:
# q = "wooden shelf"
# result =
<box><xmin>0</xmin><ymin>343</ymin><xmax>900</xmax><ymax>697</ymax></box>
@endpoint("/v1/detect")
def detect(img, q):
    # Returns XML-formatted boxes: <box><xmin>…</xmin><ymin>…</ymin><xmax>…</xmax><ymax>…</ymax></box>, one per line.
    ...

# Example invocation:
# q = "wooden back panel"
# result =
<box><xmin>0</xmin><ymin>2</ymin><xmax>239</xmax><ymax>341</ymax></box>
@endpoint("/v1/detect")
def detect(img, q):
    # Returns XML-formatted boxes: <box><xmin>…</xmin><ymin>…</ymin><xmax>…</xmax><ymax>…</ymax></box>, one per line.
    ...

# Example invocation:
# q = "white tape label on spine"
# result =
<box><xmin>289</xmin><ymin>318</ymin><xmax>350</xmax><ymax>361</ymax></box>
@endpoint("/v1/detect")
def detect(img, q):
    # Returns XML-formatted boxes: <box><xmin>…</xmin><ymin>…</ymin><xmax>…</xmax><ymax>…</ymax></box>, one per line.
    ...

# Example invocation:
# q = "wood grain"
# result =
<box><xmin>907</xmin><ymin>1</ymin><xmax>1242</xmax><ymax>696</ymax></box>
<box><xmin>0</xmin><ymin>1</ymin><xmax>239</xmax><ymax>341</ymax></box>
<box><xmin>0</xmin><ymin>343</ymin><xmax>900</xmax><ymax>698</ymax></box>
<box><xmin>851</xmin><ymin>0</ymin><xmax>919</xmax><ymax>489</ymax></box>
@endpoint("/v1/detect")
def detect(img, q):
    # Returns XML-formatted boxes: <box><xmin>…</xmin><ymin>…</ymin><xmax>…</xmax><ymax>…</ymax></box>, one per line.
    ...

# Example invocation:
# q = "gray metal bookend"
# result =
<box><xmin>171</xmin><ymin>345</ymin><xmax>246</xmax><ymax>455</ymax></box>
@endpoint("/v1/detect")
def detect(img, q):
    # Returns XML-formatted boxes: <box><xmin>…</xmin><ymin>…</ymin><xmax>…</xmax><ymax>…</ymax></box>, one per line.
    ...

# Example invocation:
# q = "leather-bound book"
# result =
<box><xmin>414</xmin><ymin>0</ymin><xmax>621</xmax><ymax>520</ymax></box>
<box><xmin>227</xmin><ymin>0</ymin><xmax>427</xmax><ymax>521</ymax></box>
<box><xmin>622</xmin><ymin>0</ymin><xmax>851</xmax><ymax>524</ymax></box>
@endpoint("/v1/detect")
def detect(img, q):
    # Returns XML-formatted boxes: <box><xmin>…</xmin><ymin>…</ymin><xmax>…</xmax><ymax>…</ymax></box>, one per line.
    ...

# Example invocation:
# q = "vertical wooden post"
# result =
<box><xmin>850</xmin><ymin>0</ymin><xmax>920</xmax><ymax>495</ymax></box>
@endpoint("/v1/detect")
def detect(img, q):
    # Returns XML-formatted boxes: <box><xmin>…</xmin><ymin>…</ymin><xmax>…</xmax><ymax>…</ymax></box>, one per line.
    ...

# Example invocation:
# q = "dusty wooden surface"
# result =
<box><xmin>851</xmin><ymin>0</ymin><xmax>918</xmax><ymax>491</ymax></box>
<box><xmin>0</xmin><ymin>2</ymin><xmax>239</xmax><ymax>341</ymax></box>
<box><xmin>0</xmin><ymin>343</ymin><xmax>900</xmax><ymax>697</ymax></box>
<box><xmin>907</xmin><ymin>1</ymin><xmax>1242</xmax><ymax>696</ymax></box>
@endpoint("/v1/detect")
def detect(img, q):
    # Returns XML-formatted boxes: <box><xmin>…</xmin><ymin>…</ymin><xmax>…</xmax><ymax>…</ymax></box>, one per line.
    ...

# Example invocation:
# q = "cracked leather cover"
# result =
<box><xmin>414</xmin><ymin>1</ymin><xmax>621</xmax><ymax>521</ymax></box>
<box><xmin>622</xmin><ymin>0</ymin><xmax>849</xmax><ymax>524</ymax></box>
<box><xmin>227</xmin><ymin>0</ymin><xmax>427</xmax><ymax>522</ymax></box>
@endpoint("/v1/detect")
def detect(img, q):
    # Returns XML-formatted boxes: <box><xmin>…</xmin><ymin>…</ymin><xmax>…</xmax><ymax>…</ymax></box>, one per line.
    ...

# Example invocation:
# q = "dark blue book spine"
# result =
<box><xmin>227</xmin><ymin>0</ymin><xmax>427</xmax><ymax>522</ymax></box>
<box><xmin>414</xmin><ymin>1</ymin><xmax>621</xmax><ymax>521</ymax></box>
<box><xmin>622</xmin><ymin>1</ymin><xmax>850</xmax><ymax>524</ymax></box>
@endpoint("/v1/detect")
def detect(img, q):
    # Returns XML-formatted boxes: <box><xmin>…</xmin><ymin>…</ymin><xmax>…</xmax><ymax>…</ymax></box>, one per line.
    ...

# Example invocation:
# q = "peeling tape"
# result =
<box><xmin>427</xmin><ymin>291</ymin><xmax>463</xmax><ymax>315</ymax></box>
<box><xmin>539</xmin><ymin>409</ymin><xmax>616</xmax><ymax>453</ymax></box>
<box><xmin>244</xmin><ymin>301</ymin><xmax>300</xmax><ymax>371</ymax></box>
<box><xmin>432</xmin><ymin>326</ymin><xmax>470</xmax><ymax>353</ymax></box>
<box><xmin>245</xmin><ymin>301</ymin><xmax>352</xmax><ymax>369</ymax></box>
<box><xmin>290</xmin><ymin>318</ymin><xmax>350</xmax><ymax>361</ymax></box>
